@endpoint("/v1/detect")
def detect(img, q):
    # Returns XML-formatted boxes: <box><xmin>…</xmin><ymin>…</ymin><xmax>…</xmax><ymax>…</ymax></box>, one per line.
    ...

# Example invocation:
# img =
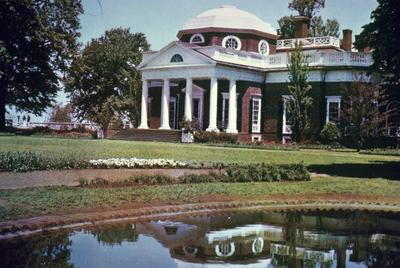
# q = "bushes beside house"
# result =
<box><xmin>194</xmin><ymin>131</ymin><xmax>238</xmax><ymax>144</ymax></box>
<box><xmin>319</xmin><ymin>122</ymin><xmax>342</xmax><ymax>145</ymax></box>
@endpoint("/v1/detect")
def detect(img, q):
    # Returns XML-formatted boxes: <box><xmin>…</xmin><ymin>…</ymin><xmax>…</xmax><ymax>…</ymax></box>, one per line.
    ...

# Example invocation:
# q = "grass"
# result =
<box><xmin>0</xmin><ymin>136</ymin><xmax>399</xmax><ymax>179</ymax></box>
<box><xmin>0</xmin><ymin>176</ymin><xmax>400</xmax><ymax>221</ymax></box>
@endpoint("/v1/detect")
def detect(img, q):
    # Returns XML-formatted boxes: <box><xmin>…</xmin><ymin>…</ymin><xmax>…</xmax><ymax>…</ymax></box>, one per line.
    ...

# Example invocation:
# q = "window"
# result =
<box><xmin>221</xmin><ymin>93</ymin><xmax>229</xmax><ymax>129</ymax></box>
<box><xmin>170</xmin><ymin>54</ymin><xmax>183</xmax><ymax>63</ymax></box>
<box><xmin>169</xmin><ymin>97</ymin><xmax>177</xmax><ymax>129</ymax></box>
<box><xmin>252</xmin><ymin>97</ymin><xmax>262</xmax><ymax>133</ymax></box>
<box><xmin>190</xmin><ymin>33</ymin><xmax>204</xmax><ymax>44</ymax></box>
<box><xmin>325</xmin><ymin>96</ymin><xmax>341</xmax><ymax>123</ymax></box>
<box><xmin>215</xmin><ymin>242</ymin><xmax>235</xmax><ymax>257</ymax></box>
<box><xmin>258</xmin><ymin>40</ymin><xmax>270</xmax><ymax>55</ymax></box>
<box><xmin>282</xmin><ymin>95</ymin><xmax>294</xmax><ymax>134</ymax></box>
<box><xmin>222</xmin><ymin>35</ymin><xmax>241</xmax><ymax>50</ymax></box>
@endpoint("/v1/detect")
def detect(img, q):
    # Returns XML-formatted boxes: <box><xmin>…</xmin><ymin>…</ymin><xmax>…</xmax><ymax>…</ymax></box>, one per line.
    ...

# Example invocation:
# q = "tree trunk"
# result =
<box><xmin>0</xmin><ymin>86</ymin><xmax>6</xmax><ymax>132</ymax></box>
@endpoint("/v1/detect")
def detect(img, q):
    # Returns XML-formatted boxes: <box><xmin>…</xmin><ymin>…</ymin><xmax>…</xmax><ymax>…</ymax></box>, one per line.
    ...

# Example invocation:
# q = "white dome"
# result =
<box><xmin>181</xmin><ymin>5</ymin><xmax>276</xmax><ymax>35</ymax></box>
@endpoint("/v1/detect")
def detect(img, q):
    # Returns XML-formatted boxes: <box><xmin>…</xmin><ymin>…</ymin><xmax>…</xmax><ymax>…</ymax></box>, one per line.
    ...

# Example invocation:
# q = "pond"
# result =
<box><xmin>1</xmin><ymin>210</ymin><xmax>400</xmax><ymax>267</ymax></box>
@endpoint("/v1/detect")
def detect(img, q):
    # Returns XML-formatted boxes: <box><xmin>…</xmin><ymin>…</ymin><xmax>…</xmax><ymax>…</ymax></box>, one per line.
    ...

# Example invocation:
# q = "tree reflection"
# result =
<box><xmin>88</xmin><ymin>223</ymin><xmax>138</xmax><ymax>246</ymax></box>
<box><xmin>0</xmin><ymin>231</ymin><xmax>72</xmax><ymax>268</ymax></box>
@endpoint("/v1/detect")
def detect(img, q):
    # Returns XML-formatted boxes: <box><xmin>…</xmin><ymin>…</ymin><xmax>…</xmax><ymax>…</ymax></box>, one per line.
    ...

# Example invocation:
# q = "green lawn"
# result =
<box><xmin>1</xmin><ymin>176</ymin><xmax>400</xmax><ymax>221</ymax></box>
<box><xmin>1</xmin><ymin>136</ymin><xmax>399</xmax><ymax>179</ymax></box>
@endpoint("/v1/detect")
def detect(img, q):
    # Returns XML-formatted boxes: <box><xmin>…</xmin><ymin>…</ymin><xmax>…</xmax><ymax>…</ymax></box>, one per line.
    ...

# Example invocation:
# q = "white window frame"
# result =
<box><xmin>325</xmin><ymin>96</ymin><xmax>341</xmax><ymax>123</ymax></box>
<box><xmin>258</xmin><ymin>40</ymin><xmax>270</xmax><ymax>56</ymax></box>
<box><xmin>189</xmin><ymin>33</ymin><xmax>205</xmax><ymax>44</ymax></box>
<box><xmin>251</xmin><ymin>96</ymin><xmax>262</xmax><ymax>133</ymax></box>
<box><xmin>221</xmin><ymin>92</ymin><xmax>229</xmax><ymax>130</ymax></box>
<box><xmin>169</xmin><ymin>97</ymin><xmax>177</xmax><ymax>129</ymax></box>
<box><xmin>282</xmin><ymin>95</ymin><xmax>294</xmax><ymax>135</ymax></box>
<box><xmin>170</xmin><ymin>54</ymin><xmax>183</xmax><ymax>63</ymax></box>
<box><xmin>222</xmin><ymin>35</ymin><xmax>241</xmax><ymax>50</ymax></box>
<box><xmin>192</xmin><ymin>87</ymin><xmax>205</xmax><ymax>129</ymax></box>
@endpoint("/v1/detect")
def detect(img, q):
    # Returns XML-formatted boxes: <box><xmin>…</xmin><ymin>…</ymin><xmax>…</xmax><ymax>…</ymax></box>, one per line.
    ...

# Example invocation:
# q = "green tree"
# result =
<box><xmin>310</xmin><ymin>16</ymin><xmax>340</xmax><ymax>37</ymax></box>
<box><xmin>277</xmin><ymin>16</ymin><xmax>296</xmax><ymax>39</ymax></box>
<box><xmin>0</xmin><ymin>0</ymin><xmax>83</xmax><ymax>131</ymax></box>
<box><xmin>341</xmin><ymin>77</ymin><xmax>388</xmax><ymax>150</ymax></box>
<box><xmin>65</xmin><ymin>28</ymin><xmax>150</xmax><ymax>135</ymax></box>
<box><xmin>287</xmin><ymin>44</ymin><xmax>314</xmax><ymax>142</ymax></box>
<box><xmin>289</xmin><ymin>0</ymin><xmax>325</xmax><ymax>19</ymax></box>
<box><xmin>355</xmin><ymin>0</ymin><xmax>400</xmax><ymax>85</ymax></box>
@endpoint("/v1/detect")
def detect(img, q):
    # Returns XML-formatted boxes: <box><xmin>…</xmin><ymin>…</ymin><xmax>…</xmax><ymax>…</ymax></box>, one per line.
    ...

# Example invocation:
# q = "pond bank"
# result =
<box><xmin>1</xmin><ymin>193</ymin><xmax>400</xmax><ymax>239</ymax></box>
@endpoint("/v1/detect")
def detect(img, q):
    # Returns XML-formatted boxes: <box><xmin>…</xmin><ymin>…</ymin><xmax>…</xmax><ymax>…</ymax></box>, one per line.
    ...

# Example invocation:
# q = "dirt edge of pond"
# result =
<box><xmin>1</xmin><ymin>194</ymin><xmax>400</xmax><ymax>239</ymax></box>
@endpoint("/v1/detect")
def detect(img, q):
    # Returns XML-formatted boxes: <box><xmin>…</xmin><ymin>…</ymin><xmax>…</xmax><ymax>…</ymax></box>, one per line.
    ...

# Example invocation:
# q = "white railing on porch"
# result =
<box><xmin>276</xmin><ymin>36</ymin><xmax>341</xmax><ymax>50</ymax></box>
<box><xmin>196</xmin><ymin>46</ymin><xmax>373</xmax><ymax>70</ymax></box>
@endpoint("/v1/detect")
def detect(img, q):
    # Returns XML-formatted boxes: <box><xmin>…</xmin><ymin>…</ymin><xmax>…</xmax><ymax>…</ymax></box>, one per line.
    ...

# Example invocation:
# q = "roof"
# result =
<box><xmin>180</xmin><ymin>5</ymin><xmax>276</xmax><ymax>36</ymax></box>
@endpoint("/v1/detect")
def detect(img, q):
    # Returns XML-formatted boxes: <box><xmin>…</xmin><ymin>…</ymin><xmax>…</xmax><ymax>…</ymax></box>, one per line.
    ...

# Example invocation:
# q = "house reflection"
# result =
<box><xmin>135</xmin><ymin>211</ymin><xmax>400</xmax><ymax>267</ymax></box>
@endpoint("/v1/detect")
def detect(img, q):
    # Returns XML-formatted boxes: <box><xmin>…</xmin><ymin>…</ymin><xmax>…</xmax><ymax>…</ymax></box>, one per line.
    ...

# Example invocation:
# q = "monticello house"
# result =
<box><xmin>135</xmin><ymin>5</ymin><xmax>375</xmax><ymax>143</ymax></box>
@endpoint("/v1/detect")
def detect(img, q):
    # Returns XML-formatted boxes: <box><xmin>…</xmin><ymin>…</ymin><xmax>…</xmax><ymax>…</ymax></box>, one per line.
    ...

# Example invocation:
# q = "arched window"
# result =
<box><xmin>170</xmin><ymin>54</ymin><xmax>183</xmax><ymax>63</ymax></box>
<box><xmin>222</xmin><ymin>35</ymin><xmax>241</xmax><ymax>50</ymax></box>
<box><xmin>258</xmin><ymin>40</ymin><xmax>270</xmax><ymax>55</ymax></box>
<box><xmin>190</xmin><ymin>33</ymin><xmax>205</xmax><ymax>44</ymax></box>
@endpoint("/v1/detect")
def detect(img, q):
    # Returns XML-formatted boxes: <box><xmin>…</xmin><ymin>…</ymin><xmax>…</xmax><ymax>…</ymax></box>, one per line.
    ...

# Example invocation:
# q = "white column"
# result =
<box><xmin>226</xmin><ymin>79</ymin><xmax>238</xmax><ymax>133</ymax></box>
<box><xmin>206</xmin><ymin>77</ymin><xmax>219</xmax><ymax>132</ymax></box>
<box><xmin>159</xmin><ymin>78</ymin><xmax>170</xmax><ymax>129</ymax></box>
<box><xmin>138</xmin><ymin>79</ymin><xmax>149</xmax><ymax>129</ymax></box>
<box><xmin>184</xmin><ymin>77</ymin><xmax>193</xmax><ymax>121</ymax></box>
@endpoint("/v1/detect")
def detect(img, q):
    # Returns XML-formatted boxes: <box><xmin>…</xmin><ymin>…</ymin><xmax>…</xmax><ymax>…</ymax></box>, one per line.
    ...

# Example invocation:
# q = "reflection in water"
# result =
<box><xmin>0</xmin><ymin>210</ymin><xmax>400</xmax><ymax>267</ymax></box>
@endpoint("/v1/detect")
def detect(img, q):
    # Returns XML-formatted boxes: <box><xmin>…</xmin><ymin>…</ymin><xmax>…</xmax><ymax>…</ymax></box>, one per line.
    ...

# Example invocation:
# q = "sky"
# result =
<box><xmin>9</xmin><ymin>0</ymin><xmax>378</xmax><ymax>122</ymax></box>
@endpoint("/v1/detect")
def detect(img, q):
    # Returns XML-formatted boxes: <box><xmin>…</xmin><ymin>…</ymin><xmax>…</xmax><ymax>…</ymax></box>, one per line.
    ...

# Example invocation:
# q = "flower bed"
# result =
<box><xmin>88</xmin><ymin>158</ymin><xmax>188</xmax><ymax>169</ymax></box>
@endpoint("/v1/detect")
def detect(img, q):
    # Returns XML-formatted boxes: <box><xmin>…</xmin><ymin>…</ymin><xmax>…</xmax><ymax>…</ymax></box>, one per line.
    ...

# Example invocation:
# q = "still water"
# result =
<box><xmin>0</xmin><ymin>210</ymin><xmax>399</xmax><ymax>268</ymax></box>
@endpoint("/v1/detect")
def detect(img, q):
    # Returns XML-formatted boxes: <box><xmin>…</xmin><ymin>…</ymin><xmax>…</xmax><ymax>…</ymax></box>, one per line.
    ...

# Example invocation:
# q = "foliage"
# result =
<box><xmin>341</xmin><ymin>77</ymin><xmax>389</xmax><ymax>150</ymax></box>
<box><xmin>288</xmin><ymin>0</ymin><xmax>325</xmax><ymax>19</ymax></box>
<box><xmin>319</xmin><ymin>122</ymin><xmax>342</xmax><ymax>144</ymax></box>
<box><xmin>65</xmin><ymin>28</ymin><xmax>150</xmax><ymax>133</ymax></box>
<box><xmin>0</xmin><ymin>152</ymin><xmax>89</xmax><ymax>172</ymax></box>
<box><xmin>278</xmin><ymin>1</ymin><xmax>339</xmax><ymax>39</ymax></box>
<box><xmin>194</xmin><ymin>131</ymin><xmax>238</xmax><ymax>144</ymax></box>
<box><xmin>225</xmin><ymin>163</ymin><xmax>310</xmax><ymax>182</ymax></box>
<box><xmin>287</xmin><ymin>44</ymin><xmax>313</xmax><ymax>142</ymax></box>
<box><xmin>88</xmin><ymin>157</ymin><xmax>188</xmax><ymax>169</ymax></box>
<box><xmin>361</xmin><ymin>148</ymin><xmax>400</xmax><ymax>156</ymax></box>
<box><xmin>278</xmin><ymin>16</ymin><xmax>296</xmax><ymax>39</ymax></box>
<box><xmin>0</xmin><ymin>0</ymin><xmax>83</xmax><ymax>131</ymax></box>
<box><xmin>49</xmin><ymin>104</ymin><xmax>73</xmax><ymax>123</ymax></box>
<box><xmin>310</xmin><ymin>16</ymin><xmax>340</xmax><ymax>37</ymax></box>
<box><xmin>355</xmin><ymin>0</ymin><xmax>400</xmax><ymax>85</ymax></box>
<box><xmin>180</xmin><ymin>119</ymin><xmax>200</xmax><ymax>133</ymax></box>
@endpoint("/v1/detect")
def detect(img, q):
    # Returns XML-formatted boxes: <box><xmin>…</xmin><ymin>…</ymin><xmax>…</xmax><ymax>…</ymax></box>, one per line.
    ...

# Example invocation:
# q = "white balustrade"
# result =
<box><xmin>277</xmin><ymin>36</ymin><xmax>341</xmax><ymax>50</ymax></box>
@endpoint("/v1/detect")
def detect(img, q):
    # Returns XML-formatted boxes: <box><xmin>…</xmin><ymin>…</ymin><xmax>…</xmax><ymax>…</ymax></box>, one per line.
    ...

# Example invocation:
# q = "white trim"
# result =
<box><xmin>221</xmin><ymin>92</ymin><xmax>229</xmax><ymax>130</ymax></box>
<box><xmin>258</xmin><ymin>40</ymin><xmax>270</xmax><ymax>56</ymax></box>
<box><xmin>222</xmin><ymin>35</ymin><xmax>242</xmax><ymax>50</ymax></box>
<box><xmin>325</xmin><ymin>96</ymin><xmax>341</xmax><ymax>123</ymax></box>
<box><xmin>215</xmin><ymin>242</ymin><xmax>235</xmax><ymax>257</ymax></box>
<box><xmin>191</xmin><ymin>85</ymin><xmax>205</xmax><ymax>129</ymax></box>
<box><xmin>282</xmin><ymin>95</ymin><xmax>293</xmax><ymax>135</ymax></box>
<box><xmin>190</xmin><ymin>33</ymin><xmax>205</xmax><ymax>44</ymax></box>
<box><xmin>251</xmin><ymin>97</ymin><xmax>262</xmax><ymax>133</ymax></box>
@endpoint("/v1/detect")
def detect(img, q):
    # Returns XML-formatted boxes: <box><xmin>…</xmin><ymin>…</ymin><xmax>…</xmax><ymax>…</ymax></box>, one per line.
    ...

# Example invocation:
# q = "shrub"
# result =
<box><xmin>0</xmin><ymin>152</ymin><xmax>89</xmax><ymax>172</ymax></box>
<box><xmin>194</xmin><ymin>131</ymin><xmax>238</xmax><ymax>144</ymax></box>
<box><xmin>319</xmin><ymin>122</ymin><xmax>342</xmax><ymax>145</ymax></box>
<box><xmin>226</xmin><ymin>163</ymin><xmax>310</xmax><ymax>182</ymax></box>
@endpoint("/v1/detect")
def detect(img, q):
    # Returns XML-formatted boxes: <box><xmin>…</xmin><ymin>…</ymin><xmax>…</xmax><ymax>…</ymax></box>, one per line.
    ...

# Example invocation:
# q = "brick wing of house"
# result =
<box><xmin>136</xmin><ymin>5</ymin><xmax>373</xmax><ymax>143</ymax></box>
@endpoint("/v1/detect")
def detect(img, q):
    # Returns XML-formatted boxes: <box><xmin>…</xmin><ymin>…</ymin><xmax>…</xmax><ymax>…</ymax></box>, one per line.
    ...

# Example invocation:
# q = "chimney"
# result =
<box><xmin>342</xmin><ymin>29</ymin><xmax>353</xmax><ymax>51</ymax></box>
<box><xmin>293</xmin><ymin>16</ymin><xmax>309</xmax><ymax>38</ymax></box>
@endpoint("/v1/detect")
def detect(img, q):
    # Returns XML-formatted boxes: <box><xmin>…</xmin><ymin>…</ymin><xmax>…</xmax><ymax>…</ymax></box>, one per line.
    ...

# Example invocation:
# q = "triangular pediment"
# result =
<box><xmin>137</xmin><ymin>42</ymin><xmax>215</xmax><ymax>69</ymax></box>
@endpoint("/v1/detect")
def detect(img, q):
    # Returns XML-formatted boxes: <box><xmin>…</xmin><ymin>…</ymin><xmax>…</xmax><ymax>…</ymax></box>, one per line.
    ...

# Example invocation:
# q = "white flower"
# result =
<box><xmin>88</xmin><ymin>157</ymin><xmax>187</xmax><ymax>168</ymax></box>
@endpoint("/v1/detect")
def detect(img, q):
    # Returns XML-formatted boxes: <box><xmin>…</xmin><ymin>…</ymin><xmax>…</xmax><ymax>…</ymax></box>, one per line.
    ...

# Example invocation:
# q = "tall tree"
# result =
<box><xmin>287</xmin><ymin>44</ymin><xmax>314</xmax><ymax>142</ymax></box>
<box><xmin>65</xmin><ymin>28</ymin><xmax>150</xmax><ymax>135</ymax></box>
<box><xmin>288</xmin><ymin>0</ymin><xmax>325</xmax><ymax>19</ymax></box>
<box><xmin>310</xmin><ymin>16</ymin><xmax>340</xmax><ymax>37</ymax></box>
<box><xmin>354</xmin><ymin>0</ymin><xmax>400</xmax><ymax>85</ymax></box>
<box><xmin>277</xmin><ymin>16</ymin><xmax>296</xmax><ymax>39</ymax></box>
<box><xmin>0</xmin><ymin>0</ymin><xmax>83</xmax><ymax>131</ymax></box>
<box><xmin>341</xmin><ymin>77</ymin><xmax>388</xmax><ymax>150</ymax></box>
